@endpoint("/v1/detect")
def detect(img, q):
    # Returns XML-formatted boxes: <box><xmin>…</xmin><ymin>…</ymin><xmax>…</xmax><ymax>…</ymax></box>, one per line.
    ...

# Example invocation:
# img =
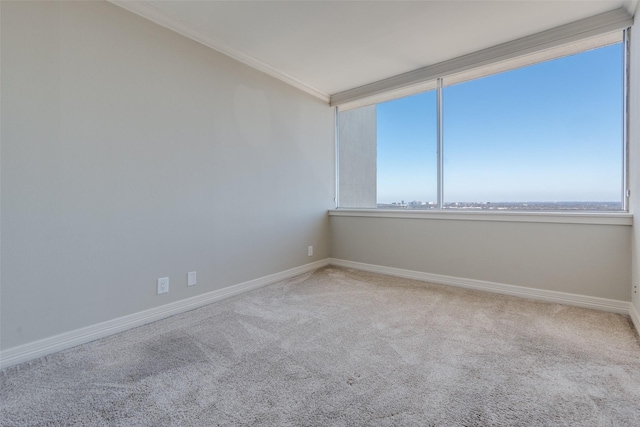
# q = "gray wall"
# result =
<box><xmin>338</xmin><ymin>106</ymin><xmax>377</xmax><ymax>208</ymax></box>
<box><xmin>0</xmin><ymin>1</ymin><xmax>334</xmax><ymax>350</ymax></box>
<box><xmin>630</xmin><ymin>4</ymin><xmax>640</xmax><ymax>315</ymax></box>
<box><xmin>331</xmin><ymin>216</ymin><xmax>631</xmax><ymax>301</ymax></box>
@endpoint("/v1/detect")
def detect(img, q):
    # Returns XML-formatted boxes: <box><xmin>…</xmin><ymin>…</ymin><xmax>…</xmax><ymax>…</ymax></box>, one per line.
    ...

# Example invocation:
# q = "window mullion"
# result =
<box><xmin>437</xmin><ymin>77</ymin><xmax>444</xmax><ymax>209</ymax></box>
<box><xmin>623</xmin><ymin>27</ymin><xmax>630</xmax><ymax>211</ymax></box>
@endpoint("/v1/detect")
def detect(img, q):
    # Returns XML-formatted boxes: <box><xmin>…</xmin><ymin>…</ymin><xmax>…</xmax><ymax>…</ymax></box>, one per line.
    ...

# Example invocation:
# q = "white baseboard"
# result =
<box><xmin>630</xmin><ymin>303</ymin><xmax>640</xmax><ymax>336</ymax></box>
<box><xmin>329</xmin><ymin>258</ymin><xmax>630</xmax><ymax>315</ymax></box>
<box><xmin>3</xmin><ymin>258</ymin><xmax>634</xmax><ymax>370</ymax></box>
<box><xmin>0</xmin><ymin>259</ymin><xmax>330</xmax><ymax>370</ymax></box>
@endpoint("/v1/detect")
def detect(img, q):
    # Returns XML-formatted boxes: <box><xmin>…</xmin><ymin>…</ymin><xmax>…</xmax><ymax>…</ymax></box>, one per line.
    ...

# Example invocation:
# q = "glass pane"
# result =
<box><xmin>442</xmin><ymin>43</ymin><xmax>623</xmax><ymax>211</ymax></box>
<box><xmin>377</xmin><ymin>91</ymin><xmax>438</xmax><ymax>208</ymax></box>
<box><xmin>338</xmin><ymin>105</ymin><xmax>378</xmax><ymax>208</ymax></box>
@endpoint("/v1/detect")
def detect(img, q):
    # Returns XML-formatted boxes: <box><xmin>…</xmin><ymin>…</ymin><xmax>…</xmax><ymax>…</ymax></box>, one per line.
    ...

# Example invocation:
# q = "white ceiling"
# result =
<box><xmin>112</xmin><ymin>1</ymin><xmax>636</xmax><ymax>101</ymax></box>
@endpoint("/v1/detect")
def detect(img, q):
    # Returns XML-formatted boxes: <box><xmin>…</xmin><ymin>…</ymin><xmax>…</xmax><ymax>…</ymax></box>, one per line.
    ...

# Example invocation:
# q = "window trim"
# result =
<box><xmin>623</xmin><ymin>27</ymin><xmax>631</xmax><ymax>211</ymax></box>
<box><xmin>331</xmin><ymin>8</ymin><xmax>632</xmax><ymax>110</ymax></box>
<box><xmin>329</xmin><ymin>209</ymin><xmax>633</xmax><ymax>226</ymax></box>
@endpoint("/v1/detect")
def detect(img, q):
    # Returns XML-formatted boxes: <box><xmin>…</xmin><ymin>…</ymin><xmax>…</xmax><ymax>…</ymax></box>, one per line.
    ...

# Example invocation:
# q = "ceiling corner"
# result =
<box><xmin>623</xmin><ymin>0</ymin><xmax>639</xmax><ymax>16</ymax></box>
<box><xmin>107</xmin><ymin>0</ymin><xmax>330</xmax><ymax>103</ymax></box>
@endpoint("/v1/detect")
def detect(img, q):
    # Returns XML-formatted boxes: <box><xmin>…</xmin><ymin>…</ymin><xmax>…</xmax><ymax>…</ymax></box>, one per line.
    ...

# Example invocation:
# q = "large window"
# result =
<box><xmin>337</xmin><ymin>40</ymin><xmax>625</xmax><ymax>212</ymax></box>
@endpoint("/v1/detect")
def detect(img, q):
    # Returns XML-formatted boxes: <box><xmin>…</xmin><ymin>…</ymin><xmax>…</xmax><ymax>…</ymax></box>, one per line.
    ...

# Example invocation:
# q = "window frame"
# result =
<box><xmin>334</xmin><ymin>25</ymin><xmax>630</xmax><ymax>214</ymax></box>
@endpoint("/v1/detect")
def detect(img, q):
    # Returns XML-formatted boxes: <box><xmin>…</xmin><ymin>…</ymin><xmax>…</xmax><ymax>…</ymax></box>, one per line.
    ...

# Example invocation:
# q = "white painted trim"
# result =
<box><xmin>329</xmin><ymin>209</ymin><xmax>633</xmax><ymax>226</ymax></box>
<box><xmin>630</xmin><ymin>303</ymin><xmax>640</xmax><ymax>335</ymax></box>
<box><xmin>331</xmin><ymin>8</ymin><xmax>633</xmax><ymax>107</ymax></box>
<box><xmin>0</xmin><ymin>259</ymin><xmax>330</xmax><ymax>370</ymax></box>
<box><xmin>329</xmin><ymin>258</ymin><xmax>631</xmax><ymax>315</ymax></box>
<box><xmin>107</xmin><ymin>1</ymin><xmax>330</xmax><ymax>103</ymax></box>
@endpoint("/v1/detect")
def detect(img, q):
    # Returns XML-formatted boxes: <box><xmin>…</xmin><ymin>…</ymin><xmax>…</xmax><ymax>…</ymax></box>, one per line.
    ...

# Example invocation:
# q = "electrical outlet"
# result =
<box><xmin>308</xmin><ymin>246</ymin><xmax>313</xmax><ymax>256</ymax></box>
<box><xmin>157</xmin><ymin>277</ymin><xmax>169</xmax><ymax>294</ymax></box>
<box><xmin>188</xmin><ymin>271</ymin><xmax>197</xmax><ymax>286</ymax></box>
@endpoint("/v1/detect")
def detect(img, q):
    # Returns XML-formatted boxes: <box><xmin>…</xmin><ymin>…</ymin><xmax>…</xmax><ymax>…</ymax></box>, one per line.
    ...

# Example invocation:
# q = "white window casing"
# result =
<box><xmin>332</xmin><ymin>8</ymin><xmax>632</xmax><ymax>111</ymax></box>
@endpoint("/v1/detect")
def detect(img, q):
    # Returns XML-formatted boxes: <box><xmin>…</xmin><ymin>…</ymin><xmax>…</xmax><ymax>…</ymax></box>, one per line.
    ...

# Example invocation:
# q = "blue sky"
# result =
<box><xmin>376</xmin><ymin>43</ymin><xmax>623</xmax><ymax>204</ymax></box>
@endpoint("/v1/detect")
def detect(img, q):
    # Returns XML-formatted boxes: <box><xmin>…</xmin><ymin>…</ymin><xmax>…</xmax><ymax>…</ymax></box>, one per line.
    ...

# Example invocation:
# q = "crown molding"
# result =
<box><xmin>108</xmin><ymin>1</ymin><xmax>330</xmax><ymax>103</ymax></box>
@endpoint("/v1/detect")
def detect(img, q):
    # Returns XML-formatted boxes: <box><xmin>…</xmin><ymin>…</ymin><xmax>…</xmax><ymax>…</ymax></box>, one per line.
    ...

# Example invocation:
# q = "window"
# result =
<box><xmin>337</xmin><ymin>37</ymin><xmax>625</xmax><ymax>212</ymax></box>
<box><xmin>377</xmin><ymin>91</ymin><xmax>437</xmax><ymax>208</ymax></box>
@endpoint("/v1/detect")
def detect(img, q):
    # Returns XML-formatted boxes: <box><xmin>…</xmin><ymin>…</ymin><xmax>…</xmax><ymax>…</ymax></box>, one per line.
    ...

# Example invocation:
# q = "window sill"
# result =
<box><xmin>328</xmin><ymin>209</ymin><xmax>633</xmax><ymax>226</ymax></box>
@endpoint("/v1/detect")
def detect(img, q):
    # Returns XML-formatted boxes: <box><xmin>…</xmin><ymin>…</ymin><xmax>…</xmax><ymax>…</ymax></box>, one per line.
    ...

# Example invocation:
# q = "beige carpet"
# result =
<box><xmin>1</xmin><ymin>266</ymin><xmax>639</xmax><ymax>426</ymax></box>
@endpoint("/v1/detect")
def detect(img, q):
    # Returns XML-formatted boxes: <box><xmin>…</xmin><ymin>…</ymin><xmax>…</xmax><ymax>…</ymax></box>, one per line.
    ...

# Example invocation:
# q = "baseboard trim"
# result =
<box><xmin>329</xmin><ymin>258</ymin><xmax>630</xmax><ymax>315</ymax></box>
<box><xmin>0</xmin><ymin>259</ymin><xmax>330</xmax><ymax>370</ymax></box>
<box><xmin>630</xmin><ymin>303</ymin><xmax>640</xmax><ymax>336</ymax></box>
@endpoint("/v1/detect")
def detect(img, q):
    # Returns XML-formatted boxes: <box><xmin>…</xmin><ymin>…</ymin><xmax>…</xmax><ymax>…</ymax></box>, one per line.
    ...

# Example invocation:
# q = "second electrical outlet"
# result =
<box><xmin>157</xmin><ymin>277</ymin><xmax>169</xmax><ymax>294</ymax></box>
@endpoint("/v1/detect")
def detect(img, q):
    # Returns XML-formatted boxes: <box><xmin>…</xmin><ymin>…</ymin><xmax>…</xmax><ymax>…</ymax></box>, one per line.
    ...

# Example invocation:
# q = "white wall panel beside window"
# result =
<box><xmin>338</xmin><ymin>105</ymin><xmax>377</xmax><ymax>208</ymax></box>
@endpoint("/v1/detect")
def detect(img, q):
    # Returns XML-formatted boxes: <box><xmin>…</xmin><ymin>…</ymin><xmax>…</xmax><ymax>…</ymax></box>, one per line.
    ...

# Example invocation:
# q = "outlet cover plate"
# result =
<box><xmin>188</xmin><ymin>271</ymin><xmax>197</xmax><ymax>286</ymax></box>
<box><xmin>157</xmin><ymin>277</ymin><xmax>169</xmax><ymax>294</ymax></box>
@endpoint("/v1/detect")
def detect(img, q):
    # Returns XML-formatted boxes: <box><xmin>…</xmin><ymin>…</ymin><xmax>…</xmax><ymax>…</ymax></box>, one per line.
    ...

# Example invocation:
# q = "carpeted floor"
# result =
<box><xmin>1</xmin><ymin>266</ymin><xmax>640</xmax><ymax>426</ymax></box>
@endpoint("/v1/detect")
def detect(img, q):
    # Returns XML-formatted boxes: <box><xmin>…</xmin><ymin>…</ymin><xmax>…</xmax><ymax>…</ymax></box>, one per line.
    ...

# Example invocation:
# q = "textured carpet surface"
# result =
<box><xmin>1</xmin><ymin>266</ymin><xmax>640</xmax><ymax>426</ymax></box>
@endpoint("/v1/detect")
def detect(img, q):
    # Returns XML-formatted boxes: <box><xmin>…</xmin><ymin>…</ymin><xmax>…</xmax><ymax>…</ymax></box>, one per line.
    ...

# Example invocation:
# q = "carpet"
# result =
<box><xmin>1</xmin><ymin>266</ymin><xmax>639</xmax><ymax>426</ymax></box>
